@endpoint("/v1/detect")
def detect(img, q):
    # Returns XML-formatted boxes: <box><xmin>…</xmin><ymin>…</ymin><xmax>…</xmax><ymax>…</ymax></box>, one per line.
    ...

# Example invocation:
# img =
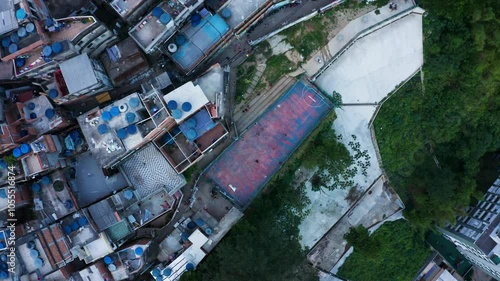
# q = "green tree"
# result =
<box><xmin>339</xmin><ymin>220</ymin><xmax>431</xmax><ymax>281</ymax></box>
<box><xmin>344</xmin><ymin>225</ymin><xmax>380</xmax><ymax>257</ymax></box>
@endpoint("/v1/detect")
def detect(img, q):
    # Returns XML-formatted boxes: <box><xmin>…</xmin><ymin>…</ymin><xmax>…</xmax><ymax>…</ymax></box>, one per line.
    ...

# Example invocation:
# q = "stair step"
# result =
<box><xmin>236</xmin><ymin>76</ymin><xmax>296</xmax><ymax>132</ymax></box>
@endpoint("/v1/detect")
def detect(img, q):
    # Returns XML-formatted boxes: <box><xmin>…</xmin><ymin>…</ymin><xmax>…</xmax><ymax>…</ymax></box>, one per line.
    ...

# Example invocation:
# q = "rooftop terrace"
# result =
<box><xmin>66</xmin><ymin>151</ymin><xmax>129</xmax><ymax>207</ymax></box>
<box><xmin>109</xmin><ymin>0</ymin><xmax>148</xmax><ymax>18</ymax></box>
<box><xmin>122</xmin><ymin>188</ymin><xmax>176</xmax><ymax>230</ymax></box>
<box><xmin>167</xmin><ymin>13</ymin><xmax>230</xmax><ymax>72</ymax></box>
<box><xmin>163</xmin><ymin>81</ymin><xmax>209</xmax><ymax>123</ymax></box>
<box><xmin>18</xmin><ymin>237</ymin><xmax>55</xmax><ymax>275</ymax></box>
<box><xmin>32</xmin><ymin>170</ymin><xmax>78</xmax><ymax>222</ymax></box>
<box><xmin>1</xmin><ymin>16</ymin><xmax>96</xmax><ymax>61</ymax></box>
<box><xmin>129</xmin><ymin>2</ymin><xmax>176</xmax><ymax>52</ymax></box>
<box><xmin>77</xmin><ymin>108</ymin><xmax>126</xmax><ymax>168</ymax></box>
<box><xmin>220</xmin><ymin>0</ymin><xmax>268</xmax><ymax>29</ymax></box>
<box><xmin>155</xmin><ymin>109</ymin><xmax>227</xmax><ymax>173</ymax></box>
<box><xmin>20</xmin><ymin>95</ymin><xmax>65</xmax><ymax>134</ymax></box>
<box><xmin>120</xmin><ymin>144</ymin><xmax>186</xmax><ymax>198</ymax></box>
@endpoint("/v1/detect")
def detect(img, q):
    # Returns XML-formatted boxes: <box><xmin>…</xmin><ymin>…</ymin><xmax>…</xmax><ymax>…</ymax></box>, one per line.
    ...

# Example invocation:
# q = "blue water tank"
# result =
<box><xmin>52</xmin><ymin>41</ymin><xmax>63</xmax><ymax>53</ymax></box>
<box><xmin>172</xmin><ymin>109</ymin><xmax>182</xmax><ymax>119</ymax></box>
<box><xmin>17</xmin><ymin>27</ymin><xmax>27</xmax><ymax>38</ymax></box>
<box><xmin>186</xmin><ymin>118</ymin><xmax>197</xmax><ymax>128</ymax></box>
<box><xmin>221</xmin><ymin>8</ymin><xmax>232</xmax><ymax>19</ymax></box>
<box><xmin>182</xmin><ymin>102</ymin><xmax>192</xmax><ymax>112</ymax></box>
<box><xmin>124</xmin><ymin>190</ymin><xmax>134</xmax><ymax>200</ymax></box>
<box><xmin>186</xmin><ymin>129</ymin><xmax>197</xmax><ymax>140</ymax></box>
<box><xmin>26</xmin><ymin>23</ymin><xmax>35</xmax><ymax>33</ymax></box>
<box><xmin>163</xmin><ymin>268</ymin><xmax>172</xmax><ymax>276</ymax></box>
<box><xmin>29</xmin><ymin>249</ymin><xmax>39</xmax><ymax>258</ymax></box>
<box><xmin>70</xmin><ymin>220</ymin><xmax>78</xmax><ymax>230</ymax></box>
<box><xmin>116</xmin><ymin>128</ymin><xmax>127</xmax><ymax>139</ymax></box>
<box><xmin>63</xmin><ymin>225</ymin><xmax>72</xmax><ymax>234</ymax></box>
<box><xmin>20</xmin><ymin>144</ymin><xmax>30</xmax><ymax>154</ymax></box>
<box><xmin>196</xmin><ymin>218</ymin><xmax>204</xmax><ymax>226</ymax></box>
<box><xmin>1</xmin><ymin>37</ymin><xmax>10</xmax><ymax>48</ymax></box>
<box><xmin>160</xmin><ymin>13</ymin><xmax>171</xmax><ymax>24</ymax></box>
<box><xmin>15</xmin><ymin>58</ymin><xmax>25</xmax><ymax>67</ymax></box>
<box><xmin>16</xmin><ymin>9</ymin><xmax>26</xmax><ymax>20</ymax></box>
<box><xmin>48</xmin><ymin>89</ymin><xmax>58</xmax><ymax>99</ymax></box>
<box><xmin>42</xmin><ymin>45</ymin><xmax>52</xmax><ymax>57</ymax></box>
<box><xmin>135</xmin><ymin>247</ymin><xmax>144</xmax><ymax>256</ymax></box>
<box><xmin>101</xmin><ymin>111</ymin><xmax>112</xmax><ymax>121</ymax></box>
<box><xmin>77</xmin><ymin>217</ymin><xmax>88</xmax><ymax>226</ymax></box>
<box><xmin>27</xmin><ymin>102</ymin><xmax>35</xmax><ymax>110</ymax></box>
<box><xmin>125</xmin><ymin>112</ymin><xmax>136</xmax><ymax>123</ymax></box>
<box><xmin>110</xmin><ymin>106</ymin><xmax>120</xmax><ymax>117</ymax></box>
<box><xmin>98</xmin><ymin>124</ymin><xmax>109</xmax><ymax>135</ymax></box>
<box><xmin>167</xmin><ymin>100</ymin><xmax>178</xmax><ymax>110</ymax></box>
<box><xmin>152</xmin><ymin>7</ymin><xmax>163</xmax><ymax>18</ymax></box>
<box><xmin>129</xmin><ymin>97</ymin><xmax>140</xmax><ymax>108</ymax></box>
<box><xmin>127</xmin><ymin>125</ymin><xmax>137</xmax><ymax>135</ymax></box>
<box><xmin>29</xmin><ymin>112</ymin><xmax>37</xmax><ymax>119</ymax></box>
<box><xmin>205</xmin><ymin>227</ymin><xmax>213</xmax><ymax>235</ymax></box>
<box><xmin>186</xmin><ymin>263</ymin><xmax>195</xmax><ymax>271</ymax></box>
<box><xmin>45</xmin><ymin>108</ymin><xmax>55</xmax><ymax>119</ymax></box>
<box><xmin>31</xmin><ymin>183</ymin><xmax>41</xmax><ymax>193</ymax></box>
<box><xmin>12</xmin><ymin>148</ymin><xmax>22</xmax><ymax>158</ymax></box>
<box><xmin>34</xmin><ymin>258</ymin><xmax>43</xmax><ymax>268</ymax></box>
<box><xmin>152</xmin><ymin>268</ymin><xmax>161</xmax><ymax>277</ymax></box>
<box><xmin>176</xmin><ymin>35</ymin><xmax>186</xmax><ymax>45</ymax></box>
<box><xmin>8</xmin><ymin>44</ymin><xmax>18</xmax><ymax>54</ymax></box>
<box><xmin>104</xmin><ymin>256</ymin><xmax>113</xmax><ymax>265</ymax></box>
<box><xmin>9</xmin><ymin>33</ymin><xmax>19</xmax><ymax>43</ymax></box>
<box><xmin>41</xmin><ymin>176</ymin><xmax>50</xmax><ymax>185</ymax></box>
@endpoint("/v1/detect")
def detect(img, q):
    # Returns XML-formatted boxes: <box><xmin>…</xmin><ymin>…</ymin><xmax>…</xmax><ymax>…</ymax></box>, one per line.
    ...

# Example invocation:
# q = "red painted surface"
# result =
<box><xmin>206</xmin><ymin>80</ymin><xmax>331</xmax><ymax>208</ymax></box>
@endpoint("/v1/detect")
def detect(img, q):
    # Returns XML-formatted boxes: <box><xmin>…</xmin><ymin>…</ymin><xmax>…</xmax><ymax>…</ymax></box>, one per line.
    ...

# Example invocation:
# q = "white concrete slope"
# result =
<box><xmin>299</xmin><ymin>9</ymin><xmax>424</xmax><ymax>249</ymax></box>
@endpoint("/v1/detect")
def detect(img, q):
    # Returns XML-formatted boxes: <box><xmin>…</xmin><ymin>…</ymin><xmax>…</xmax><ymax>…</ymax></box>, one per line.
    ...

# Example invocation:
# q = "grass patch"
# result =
<box><xmin>261</xmin><ymin>54</ymin><xmax>295</xmax><ymax>85</ymax></box>
<box><xmin>235</xmin><ymin>64</ymin><xmax>257</xmax><ymax>103</ymax></box>
<box><xmin>280</xmin><ymin>16</ymin><xmax>327</xmax><ymax>60</ymax></box>
<box><xmin>183</xmin><ymin>165</ymin><xmax>197</xmax><ymax>183</ymax></box>
<box><xmin>338</xmin><ymin>220</ymin><xmax>431</xmax><ymax>281</ymax></box>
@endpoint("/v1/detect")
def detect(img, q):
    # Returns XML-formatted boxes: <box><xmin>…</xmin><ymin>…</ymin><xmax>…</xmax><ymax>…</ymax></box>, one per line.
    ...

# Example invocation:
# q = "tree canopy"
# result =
<box><xmin>338</xmin><ymin>220</ymin><xmax>431</xmax><ymax>281</ymax></box>
<box><xmin>374</xmin><ymin>0</ymin><xmax>500</xmax><ymax>231</ymax></box>
<box><xmin>180</xmin><ymin>167</ymin><xmax>317</xmax><ymax>281</ymax></box>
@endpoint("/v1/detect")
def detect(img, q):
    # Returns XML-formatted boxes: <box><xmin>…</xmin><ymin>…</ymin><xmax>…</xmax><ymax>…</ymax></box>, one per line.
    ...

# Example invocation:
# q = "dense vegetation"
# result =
<box><xmin>180</xmin><ymin>112</ymin><xmax>341</xmax><ymax>281</ymax></box>
<box><xmin>180</xmin><ymin>171</ymin><xmax>317</xmax><ymax>281</ymax></box>
<box><xmin>338</xmin><ymin>220</ymin><xmax>431</xmax><ymax>281</ymax></box>
<box><xmin>375</xmin><ymin>0</ymin><xmax>500</xmax><ymax>231</ymax></box>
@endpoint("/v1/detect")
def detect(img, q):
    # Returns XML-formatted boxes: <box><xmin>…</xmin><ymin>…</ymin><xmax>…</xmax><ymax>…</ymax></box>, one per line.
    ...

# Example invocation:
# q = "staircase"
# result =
<box><xmin>233</xmin><ymin>75</ymin><xmax>296</xmax><ymax>133</ymax></box>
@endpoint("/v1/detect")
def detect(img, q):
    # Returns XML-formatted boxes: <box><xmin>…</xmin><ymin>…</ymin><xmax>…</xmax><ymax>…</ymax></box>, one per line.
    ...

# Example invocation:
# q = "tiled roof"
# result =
<box><xmin>37</xmin><ymin>224</ymin><xmax>72</xmax><ymax>268</ymax></box>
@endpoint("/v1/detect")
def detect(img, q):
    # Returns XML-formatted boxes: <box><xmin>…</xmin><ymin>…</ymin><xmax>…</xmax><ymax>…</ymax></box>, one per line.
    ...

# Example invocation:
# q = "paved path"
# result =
<box><xmin>245</xmin><ymin>62</ymin><xmax>266</xmax><ymax>96</ymax></box>
<box><xmin>302</xmin><ymin>0</ymin><xmax>415</xmax><ymax>77</ymax></box>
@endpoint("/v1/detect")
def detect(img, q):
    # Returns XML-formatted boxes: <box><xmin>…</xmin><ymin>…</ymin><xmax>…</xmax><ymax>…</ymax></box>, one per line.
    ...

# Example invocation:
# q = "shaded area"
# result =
<box><xmin>426</xmin><ymin>231</ymin><xmax>472</xmax><ymax>276</ymax></box>
<box><xmin>44</xmin><ymin>0</ymin><xmax>91</xmax><ymax>21</ymax></box>
<box><xmin>68</xmin><ymin>151</ymin><xmax>128</xmax><ymax>207</ymax></box>
<box><xmin>206</xmin><ymin>80</ymin><xmax>331</xmax><ymax>208</ymax></box>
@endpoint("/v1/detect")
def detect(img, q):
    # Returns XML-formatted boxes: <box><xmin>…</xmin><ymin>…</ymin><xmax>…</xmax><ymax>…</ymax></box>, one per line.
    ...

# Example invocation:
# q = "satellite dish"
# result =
<box><xmin>168</xmin><ymin>43</ymin><xmax>177</xmax><ymax>53</ymax></box>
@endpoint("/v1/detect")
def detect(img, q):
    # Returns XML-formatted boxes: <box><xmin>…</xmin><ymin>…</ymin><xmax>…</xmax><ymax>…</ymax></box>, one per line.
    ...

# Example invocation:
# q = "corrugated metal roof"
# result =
<box><xmin>59</xmin><ymin>53</ymin><xmax>98</xmax><ymax>95</ymax></box>
<box><xmin>88</xmin><ymin>200</ymin><xmax>120</xmax><ymax>231</ymax></box>
<box><xmin>0</xmin><ymin>1</ymin><xmax>18</xmax><ymax>36</ymax></box>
